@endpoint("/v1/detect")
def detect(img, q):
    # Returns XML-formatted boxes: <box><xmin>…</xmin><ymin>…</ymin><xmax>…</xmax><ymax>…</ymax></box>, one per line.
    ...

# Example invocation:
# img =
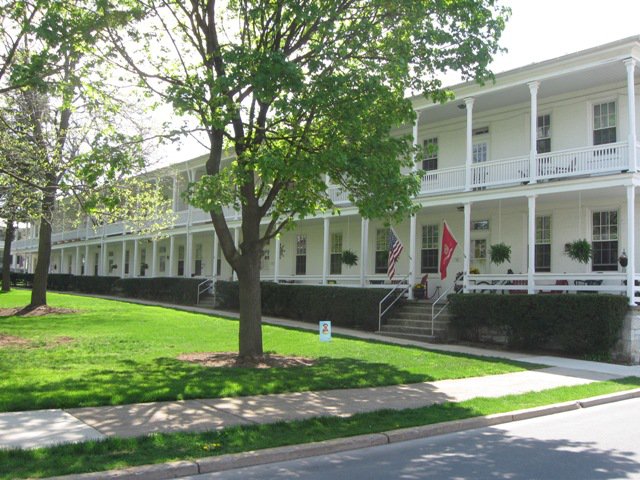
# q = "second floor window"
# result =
<box><xmin>537</xmin><ymin>114</ymin><xmax>551</xmax><ymax>154</ymax></box>
<box><xmin>535</xmin><ymin>215</ymin><xmax>551</xmax><ymax>272</ymax></box>
<box><xmin>421</xmin><ymin>224</ymin><xmax>439</xmax><ymax>274</ymax></box>
<box><xmin>593</xmin><ymin>101</ymin><xmax>616</xmax><ymax>145</ymax></box>
<box><xmin>422</xmin><ymin>137</ymin><xmax>438</xmax><ymax>171</ymax></box>
<box><xmin>592</xmin><ymin>210</ymin><xmax>618</xmax><ymax>271</ymax></box>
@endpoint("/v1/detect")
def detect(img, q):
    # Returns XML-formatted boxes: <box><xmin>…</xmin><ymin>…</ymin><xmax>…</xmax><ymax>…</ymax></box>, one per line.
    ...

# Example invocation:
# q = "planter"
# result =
<box><xmin>412</xmin><ymin>287</ymin><xmax>426</xmax><ymax>299</ymax></box>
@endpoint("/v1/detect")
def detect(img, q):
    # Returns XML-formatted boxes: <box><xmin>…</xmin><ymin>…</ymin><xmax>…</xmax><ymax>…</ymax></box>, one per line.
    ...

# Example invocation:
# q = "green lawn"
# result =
<box><xmin>0</xmin><ymin>289</ymin><xmax>534</xmax><ymax>412</ymax></box>
<box><xmin>2</xmin><ymin>377</ymin><xmax>639</xmax><ymax>479</ymax></box>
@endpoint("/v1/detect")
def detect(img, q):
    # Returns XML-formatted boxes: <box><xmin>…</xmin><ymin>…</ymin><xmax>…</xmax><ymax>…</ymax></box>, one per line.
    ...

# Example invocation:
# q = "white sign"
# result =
<box><xmin>319</xmin><ymin>321</ymin><xmax>331</xmax><ymax>342</ymax></box>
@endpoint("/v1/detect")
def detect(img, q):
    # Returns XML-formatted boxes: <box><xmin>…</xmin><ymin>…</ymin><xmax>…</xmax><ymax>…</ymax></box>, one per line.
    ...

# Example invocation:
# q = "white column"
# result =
<box><xmin>627</xmin><ymin>185</ymin><xmax>636</xmax><ymax>305</ymax></box>
<box><xmin>84</xmin><ymin>244</ymin><xmax>89</xmax><ymax>276</ymax></box>
<box><xmin>527</xmin><ymin>195</ymin><xmax>537</xmax><ymax>294</ymax></box>
<box><xmin>121</xmin><ymin>240</ymin><xmax>126</xmax><ymax>278</ymax></box>
<box><xmin>169</xmin><ymin>235</ymin><xmax>175</xmax><ymax>277</ymax></box>
<box><xmin>322</xmin><ymin>217</ymin><xmax>330</xmax><ymax>285</ymax></box>
<box><xmin>232</xmin><ymin>228</ymin><xmax>240</xmax><ymax>281</ymax></box>
<box><xmin>133</xmin><ymin>240</ymin><xmax>139</xmax><ymax>278</ymax></box>
<box><xmin>625</xmin><ymin>59</ymin><xmax>637</xmax><ymax>173</ymax></box>
<box><xmin>212</xmin><ymin>232</ymin><xmax>219</xmax><ymax>279</ymax></box>
<box><xmin>274</xmin><ymin>235</ymin><xmax>281</xmax><ymax>282</ymax></box>
<box><xmin>360</xmin><ymin>217</ymin><xmax>368</xmax><ymax>287</ymax></box>
<box><xmin>463</xmin><ymin>203</ymin><xmax>471</xmax><ymax>293</ymax></box>
<box><xmin>186</xmin><ymin>232</ymin><xmax>193</xmax><ymax>277</ymax></box>
<box><xmin>408</xmin><ymin>215</ymin><xmax>417</xmax><ymax>299</ymax></box>
<box><xmin>151</xmin><ymin>239</ymin><xmax>158</xmax><ymax>277</ymax></box>
<box><xmin>464</xmin><ymin>97</ymin><xmax>475</xmax><ymax>192</ymax></box>
<box><xmin>172</xmin><ymin>175</ymin><xmax>178</xmax><ymax>210</ymax></box>
<box><xmin>412</xmin><ymin>112</ymin><xmax>420</xmax><ymax>170</ymax></box>
<box><xmin>101</xmin><ymin>241</ymin><xmax>107</xmax><ymax>276</ymax></box>
<box><xmin>528</xmin><ymin>81</ymin><xmax>540</xmax><ymax>184</ymax></box>
<box><xmin>75</xmin><ymin>246</ymin><xmax>80</xmax><ymax>276</ymax></box>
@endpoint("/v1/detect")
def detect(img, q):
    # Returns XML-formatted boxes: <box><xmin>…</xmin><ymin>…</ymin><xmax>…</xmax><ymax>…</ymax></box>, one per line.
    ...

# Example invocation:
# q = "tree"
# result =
<box><xmin>0</xmin><ymin>0</ymin><xmax>170</xmax><ymax>307</ymax></box>
<box><xmin>112</xmin><ymin>0</ymin><xmax>509</xmax><ymax>358</ymax></box>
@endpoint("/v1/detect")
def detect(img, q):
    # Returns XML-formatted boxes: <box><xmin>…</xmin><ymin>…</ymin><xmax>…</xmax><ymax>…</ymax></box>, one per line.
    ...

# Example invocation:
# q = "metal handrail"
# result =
<box><xmin>197</xmin><ymin>278</ymin><xmax>214</xmax><ymax>305</ymax></box>
<box><xmin>430</xmin><ymin>272</ymin><xmax>462</xmax><ymax>336</ymax></box>
<box><xmin>378</xmin><ymin>274</ymin><xmax>411</xmax><ymax>331</ymax></box>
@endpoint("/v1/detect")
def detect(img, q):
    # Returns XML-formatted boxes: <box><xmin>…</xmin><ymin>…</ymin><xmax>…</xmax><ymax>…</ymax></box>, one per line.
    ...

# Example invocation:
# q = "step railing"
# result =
<box><xmin>197</xmin><ymin>278</ymin><xmax>214</xmax><ymax>305</ymax></box>
<box><xmin>378</xmin><ymin>275</ymin><xmax>411</xmax><ymax>331</ymax></box>
<box><xmin>430</xmin><ymin>272</ymin><xmax>462</xmax><ymax>337</ymax></box>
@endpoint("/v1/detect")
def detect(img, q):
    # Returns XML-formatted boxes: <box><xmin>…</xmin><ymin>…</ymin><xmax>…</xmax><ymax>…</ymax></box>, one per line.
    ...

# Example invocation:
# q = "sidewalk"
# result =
<box><xmin>2</xmin><ymin>296</ymin><xmax>640</xmax><ymax>452</ymax></box>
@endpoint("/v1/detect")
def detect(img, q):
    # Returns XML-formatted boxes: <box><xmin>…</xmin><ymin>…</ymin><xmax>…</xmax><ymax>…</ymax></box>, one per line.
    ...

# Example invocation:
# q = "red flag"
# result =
<box><xmin>440</xmin><ymin>221</ymin><xmax>458</xmax><ymax>280</ymax></box>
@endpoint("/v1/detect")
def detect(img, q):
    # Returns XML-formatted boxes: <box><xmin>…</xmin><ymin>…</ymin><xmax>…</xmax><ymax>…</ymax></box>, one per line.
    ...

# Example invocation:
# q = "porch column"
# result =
<box><xmin>464</xmin><ymin>97</ymin><xmax>475</xmax><ymax>192</ymax></box>
<box><xmin>527</xmin><ymin>195</ymin><xmax>537</xmax><ymax>294</ymax></box>
<box><xmin>169</xmin><ymin>235</ymin><xmax>175</xmax><ymax>277</ymax></box>
<box><xmin>212</xmin><ymin>232</ymin><xmax>219</xmax><ymax>279</ymax></box>
<box><xmin>151</xmin><ymin>239</ymin><xmax>158</xmax><ymax>278</ymax></box>
<box><xmin>625</xmin><ymin>59</ymin><xmax>637</xmax><ymax>173</ymax></box>
<box><xmin>186</xmin><ymin>232</ymin><xmax>193</xmax><ymax>277</ymax></box>
<box><xmin>121</xmin><ymin>240</ymin><xmax>127</xmax><ymax>278</ymax></box>
<box><xmin>528</xmin><ymin>81</ymin><xmax>540</xmax><ymax>184</ymax></box>
<box><xmin>274</xmin><ymin>234</ymin><xmax>281</xmax><ymax>282</ymax></box>
<box><xmin>101</xmin><ymin>240</ymin><xmax>107</xmax><ymax>276</ymax></box>
<box><xmin>232</xmin><ymin>227</ymin><xmax>240</xmax><ymax>281</ymax></box>
<box><xmin>132</xmin><ymin>240</ymin><xmax>139</xmax><ymax>278</ymax></box>
<box><xmin>408</xmin><ymin>215</ymin><xmax>417</xmax><ymax>299</ymax></box>
<box><xmin>172</xmin><ymin>175</ymin><xmax>178</xmax><ymax>210</ymax></box>
<box><xmin>463</xmin><ymin>203</ymin><xmax>471</xmax><ymax>293</ymax></box>
<box><xmin>75</xmin><ymin>246</ymin><xmax>81</xmax><ymax>276</ymax></box>
<box><xmin>360</xmin><ymin>217</ymin><xmax>369</xmax><ymax>287</ymax></box>
<box><xmin>84</xmin><ymin>244</ymin><xmax>89</xmax><ymax>276</ymax></box>
<box><xmin>627</xmin><ymin>185</ymin><xmax>636</xmax><ymax>305</ymax></box>
<box><xmin>322</xmin><ymin>217</ymin><xmax>330</xmax><ymax>285</ymax></box>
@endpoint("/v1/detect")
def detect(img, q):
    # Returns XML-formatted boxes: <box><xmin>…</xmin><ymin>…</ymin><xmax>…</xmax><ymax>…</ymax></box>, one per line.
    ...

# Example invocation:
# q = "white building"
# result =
<box><xmin>11</xmin><ymin>36</ymin><xmax>640</xmax><ymax>306</ymax></box>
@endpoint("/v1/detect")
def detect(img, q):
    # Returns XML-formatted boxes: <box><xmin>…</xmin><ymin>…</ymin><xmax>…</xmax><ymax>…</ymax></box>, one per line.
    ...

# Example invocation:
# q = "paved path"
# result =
<box><xmin>1</xmin><ymin>296</ymin><xmax>639</xmax><ymax>451</ymax></box>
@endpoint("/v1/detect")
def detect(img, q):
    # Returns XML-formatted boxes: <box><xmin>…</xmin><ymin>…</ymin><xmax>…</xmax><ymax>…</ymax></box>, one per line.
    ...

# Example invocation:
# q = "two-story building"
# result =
<box><xmin>11</xmin><ymin>35</ymin><xmax>640</xmax><ymax>307</ymax></box>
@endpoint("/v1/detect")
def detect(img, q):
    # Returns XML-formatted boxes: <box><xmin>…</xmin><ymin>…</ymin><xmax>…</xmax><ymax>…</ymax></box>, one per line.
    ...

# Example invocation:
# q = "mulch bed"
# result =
<box><xmin>0</xmin><ymin>306</ymin><xmax>78</xmax><ymax>317</ymax></box>
<box><xmin>177</xmin><ymin>352</ymin><xmax>317</xmax><ymax>369</ymax></box>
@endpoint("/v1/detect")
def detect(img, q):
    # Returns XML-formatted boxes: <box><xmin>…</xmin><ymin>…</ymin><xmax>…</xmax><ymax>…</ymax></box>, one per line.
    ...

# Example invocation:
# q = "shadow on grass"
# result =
<box><xmin>0</xmin><ymin>356</ymin><xmax>431</xmax><ymax>412</ymax></box>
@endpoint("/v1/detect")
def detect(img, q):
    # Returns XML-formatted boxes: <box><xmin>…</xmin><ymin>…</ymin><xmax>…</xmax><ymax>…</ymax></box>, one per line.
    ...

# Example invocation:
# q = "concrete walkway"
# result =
<box><xmin>2</xmin><ymin>295</ymin><xmax>640</xmax><ymax>451</ymax></box>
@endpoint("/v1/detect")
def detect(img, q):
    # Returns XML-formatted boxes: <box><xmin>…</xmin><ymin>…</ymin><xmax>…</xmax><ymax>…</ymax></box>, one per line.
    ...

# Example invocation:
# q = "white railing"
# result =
<box><xmin>190</xmin><ymin>209</ymin><xmax>210</xmax><ymax>224</ymax></box>
<box><xmin>471</xmin><ymin>155</ymin><xmax>529</xmax><ymax>189</ymax></box>
<box><xmin>328</xmin><ymin>185</ymin><xmax>350</xmax><ymax>205</ymax></box>
<box><xmin>536</xmin><ymin>142</ymin><xmax>628</xmax><ymax>180</ymax></box>
<box><xmin>378</xmin><ymin>274</ymin><xmax>410</xmax><ymax>331</ymax></box>
<box><xmin>13</xmin><ymin>238</ymin><xmax>38</xmax><ymax>250</ymax></box>
<box><xmin>174</xmin><ymin>210</ymin><xmax>190</xmax><ymax>226</ymax></box>
<box><xmin>104</xmin><ymin>222</ymin><xmax>125</xmax><ymax>237</ymax></box>
<box><xmin>420</xmin><ymin>165</ymin><xmax>465</xmax><ymax>195</ymax></box>
<box><xmin>431</xmin><ymin>271</ymin><xmax>463</xmax><ymax>336</ymax></box>
<box><xmin>467</xmin><ymin>273</ymin><xmax>626</xmax><ymax>294</ymax></box>
<box><xmin>197</xmin><ymin>278</ymin><xmax>214</xmax><ymax>304</ymax></box>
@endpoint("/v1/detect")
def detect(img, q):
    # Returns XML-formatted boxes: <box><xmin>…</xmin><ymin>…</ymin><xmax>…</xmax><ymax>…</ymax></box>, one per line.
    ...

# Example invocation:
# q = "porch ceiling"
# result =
<box><xmin>417</xmin><ymin>60</ymin><xmax>634</xmax><ymax>125</ymax></box>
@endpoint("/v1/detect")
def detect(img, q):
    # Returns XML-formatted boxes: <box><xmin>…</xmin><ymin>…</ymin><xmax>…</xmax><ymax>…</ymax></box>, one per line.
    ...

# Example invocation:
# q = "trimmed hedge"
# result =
<box><xmin>448</xmin><ymin>294</ymin><xmax>628</xmax><ymax>356</ymax></box>
<box><xmin>215</xmin><ymin>281</ymin><xmax>391</xmax><ymax>331</ymax></box>
<box><xmin>114</xmin><ymin>278</ymin><xmax>201</xmax><ymax>305</ymax></box>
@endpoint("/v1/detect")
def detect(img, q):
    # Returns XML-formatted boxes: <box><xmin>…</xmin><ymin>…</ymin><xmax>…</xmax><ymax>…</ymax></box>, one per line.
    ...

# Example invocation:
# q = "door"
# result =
<box><xmin>472</xmin><ymin>141</ymin><xmax>488</xmax><ymax>189</ymax></box>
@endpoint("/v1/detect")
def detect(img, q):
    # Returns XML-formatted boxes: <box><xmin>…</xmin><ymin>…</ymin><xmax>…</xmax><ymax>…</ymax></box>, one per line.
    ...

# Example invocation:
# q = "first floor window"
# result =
<box><xmin>158</xmin><ymin>246</ymin><xmax>166</xmax><ymax>273</ymax></box>
<box><xmin>375</xmin><ymin>228</ymin><xmax>389</xmax><ymax>274</ymax></box>
<box><xmin>124</xmin><ymin>250</ymin><xmax>130</xmax><ymax>274</ymax></box>
<box><xmin>471</xmin><ymin>239</ymin><xmax>487</xmax><ymax>262</ymax></box>
<box><xmin>421</xmin><ymin>224</ymin><xmax>439</xmax><ymax>273</ymax></box>
<box><xmin>194</xmin><ymin>244</ymin><xmax>203</xmax><ymax>276</ymax></box>
<box><xmin>140</xmin><ymin>248</ymin><xmax>147</xmax><ymax>276</ymax></box>
<box><xmin>592</xmin><ymin>210</ymin><xmax>618</xmax><ymax>271</ymax></box>
<box><xmin>177</xmin><ymin>245</ymin><xmax>185</xmax><ymax>276</ymax></box>
<box><xmin>296</xmin><ymin>235</ymin><xmax>307</xmax><ymax>275</ymax></box>
<box><xmin>330</xmin><ymin>232</ymin><xmax>343</xmax><ymax>275</ymax></box>
<box><xmin>535</xmin><ymin>215</ymin><xmax>551</xmax><ymax>272</ymax></box>
<box><xmin>94</xmin><ymin>252</ymin><xmax>99</xmax><ymax>276</ymax></box>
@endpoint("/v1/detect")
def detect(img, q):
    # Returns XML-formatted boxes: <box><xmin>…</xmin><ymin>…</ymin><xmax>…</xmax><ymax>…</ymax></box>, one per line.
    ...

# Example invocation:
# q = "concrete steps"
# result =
<box><xmin>197</xmin><ymin>294</ymin><xmax>216</xmax><ymax>308</ymax></box>
<box><xmin>378</xmin><ymin>300</ymin><xmax>452</xmax><ymax>343</ymax></box>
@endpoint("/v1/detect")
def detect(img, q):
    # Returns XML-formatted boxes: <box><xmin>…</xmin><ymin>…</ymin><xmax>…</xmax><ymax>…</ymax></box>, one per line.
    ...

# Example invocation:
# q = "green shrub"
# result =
<box><xmin>115</xmin><ymin>277</ymin><xmax>201</xmax><ymax>305</ymax></box>
<box><xmin>448</xmin><ymin>294</ymin><xmax>627</xmax><ymax>356</ymax></box>
<box><xmin>215</xmin><ymin>281</ymin><xmax>390</xmax><ymax>331</ymax></box>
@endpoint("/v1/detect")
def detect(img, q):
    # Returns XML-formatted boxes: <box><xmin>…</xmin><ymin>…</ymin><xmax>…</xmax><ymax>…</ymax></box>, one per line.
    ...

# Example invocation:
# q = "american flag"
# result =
<box><xmin>387</xmin><ymin>227</ymin><xmax>404</xmax><ymax>280</ymax></box>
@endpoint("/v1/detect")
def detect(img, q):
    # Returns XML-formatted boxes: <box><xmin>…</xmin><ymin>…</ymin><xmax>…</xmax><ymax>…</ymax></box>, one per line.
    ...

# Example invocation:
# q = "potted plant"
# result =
<box><xmin>489</xmin><ymin>242</ymin><xmax>511</xmax><ymax>265</ymax></box>
<box><xmin>412</xmin><ymin>282</ymin><xmax>426</xmax><ymax>299</ymax></box>
<box><xmin>564</xmin><ymin>239</ymin><xmax>592</xmax><ymax>264</ymax></box>
<box><xmin>341</xmin><ymin>249</ymin><xmax>358</xmax><ymax>267</ymax></box>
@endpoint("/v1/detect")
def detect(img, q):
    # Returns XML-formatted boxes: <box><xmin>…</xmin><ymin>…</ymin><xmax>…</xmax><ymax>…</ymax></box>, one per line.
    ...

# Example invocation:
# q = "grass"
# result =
<box><xmin>0</xmin><ymin>289</ymin><xmax>535</xmax><ymax>412</ymax></box>
<box><xmin>1</xmin><ymin>377</ymin><xmax>639</xmax><ymax>479</ymax></box>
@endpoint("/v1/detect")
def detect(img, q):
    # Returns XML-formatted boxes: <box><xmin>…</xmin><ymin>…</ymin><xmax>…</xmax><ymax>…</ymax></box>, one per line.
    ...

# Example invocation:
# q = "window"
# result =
<box><xmin>94</xmin><ymin>252</ymin><xmax>99</xmax><ymax>276</ymax></box>
<box><xmin>472</xmin><ymin>220</ymin><xmax>490</xmax><ymax>231</ymax></box>
<box><xmin>177</xmin><ymin>245</ymin><xmax>185</xmax><ymax>276</ymax></box>
<box><xmin>421</xmin><ymin>224</ymin><xmax>439</xmax><ymax>274</ymax></box>
<box><xmin>330</xmin><ymin>232</ymin><xmax>343</xmax><ymax>275</ymax></box>
<box><xmin>296</xmin><ymin>235</ymin><xmax>307</xmax><ymax>275</ymax></box>
<box><xmin>592</xmin><ymin>210</ymin><xmax>618</xmax><ymax>271</ymax></box>
<box><xmin>471</xmin><ymin>239</ymin><xmax>487</xmax><ymax>261</ymax></box>
<box><xmin>472</xmin><ymin>142</ymin><xmax>488</xmax><ymax>163</ymax></box>
<box><xmin>535</xmin><ymin>215</ymin><xmax>551</xmax><ymax>272</ymax></box>
<box><xmin>194</xmin><ymin>244</ymin><xmax>203</xmax><ymax>276</ymax></box>
<box><xmin>158</xmin><ymin>246</ymin><xmax>166</xmax><ymax>273</ymax></box>
<box><xmin>108</xmin><ymin>251</ymin><xmax>114</xmax><ymax>274</ymax></box>
<box><xmin>537</xmin><ymin>114</ymin><xmax>551</xmax><ymax>154</ymax></box>
<box><xmin>375</xmin><ymin>228</ymin><xmax>389</xmax><ymax>274</ymax></box>
<box><xmin>124</xmin><ymin>250</ymin><xmax>130</xmax><ymax>275</ymax></box>
<box><xmin>593</xmin><ymin>101</ymin><xmax>616</xmax><ymax>145</ymax></box>
<box><xmin>422</xmin><ymin>138</ymin><xmax>438</xmax><ymax>171</ymax></box>
<box><xmin>140</xmin><ymin>248</ymin><xmax>147</xmax><ymax>276</ymax></box>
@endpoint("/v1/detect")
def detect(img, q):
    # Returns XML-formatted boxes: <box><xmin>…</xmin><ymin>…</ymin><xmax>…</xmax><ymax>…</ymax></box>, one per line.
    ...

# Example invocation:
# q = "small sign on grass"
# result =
<box><xmin>319</xmin><ymin>321</ymin><xmax>331</xmax><ymax>342</ymax></box>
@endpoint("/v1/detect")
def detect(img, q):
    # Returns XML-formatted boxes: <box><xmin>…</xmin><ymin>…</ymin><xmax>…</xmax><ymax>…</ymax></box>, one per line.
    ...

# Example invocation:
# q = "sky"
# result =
<box><xmin>154</xmin><ymin>0</ymin><xmax>640</xmax><ymax>166</ymax></box>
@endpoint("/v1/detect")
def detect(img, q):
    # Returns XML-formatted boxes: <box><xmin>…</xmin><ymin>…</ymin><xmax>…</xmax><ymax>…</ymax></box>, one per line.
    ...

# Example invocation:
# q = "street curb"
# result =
<box><xmin>45</xmin><ymin>388</ymin><xmax>640</xmax><ymax>479</ymax></box>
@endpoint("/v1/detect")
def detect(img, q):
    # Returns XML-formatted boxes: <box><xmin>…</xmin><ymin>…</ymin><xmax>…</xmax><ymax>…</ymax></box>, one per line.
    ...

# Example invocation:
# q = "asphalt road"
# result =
<box><xmin>184</xmin><ymin>398</ymin><xmax>640</xmax><ymax>480</ymax></box>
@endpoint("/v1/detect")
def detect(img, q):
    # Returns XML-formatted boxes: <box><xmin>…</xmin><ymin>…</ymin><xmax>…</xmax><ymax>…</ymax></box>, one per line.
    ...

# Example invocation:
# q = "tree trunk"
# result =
<box><xmin>2</xmin><ymin>220</ymin><xmax>15</xmax><ymax>292</ymax></box>
<box><xmin>236</xmin><ymin>249</ymin><xmax>264</xmax><ymax>358</ymax></box>
<box><xmin>30</xmin><ymin>189</ymin><xmax>55</xmax><ymax>307</ymax></box>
